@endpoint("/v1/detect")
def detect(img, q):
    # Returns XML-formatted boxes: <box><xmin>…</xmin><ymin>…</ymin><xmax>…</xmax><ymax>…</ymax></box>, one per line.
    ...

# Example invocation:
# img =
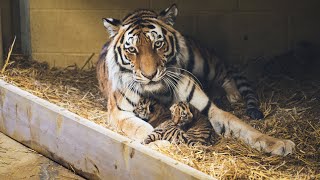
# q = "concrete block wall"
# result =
<box><xmin>27</xmin><ymin>0</ymin><xmax>320</xmax><ymax>67</ymax></box>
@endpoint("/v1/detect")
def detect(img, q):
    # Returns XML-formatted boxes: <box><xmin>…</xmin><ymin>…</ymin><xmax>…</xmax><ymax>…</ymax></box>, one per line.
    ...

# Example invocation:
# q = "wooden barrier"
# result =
<box><xmin>0</xmin><ymin>80</ymin><xmax>213</xmax><ymax>180</ymax></box>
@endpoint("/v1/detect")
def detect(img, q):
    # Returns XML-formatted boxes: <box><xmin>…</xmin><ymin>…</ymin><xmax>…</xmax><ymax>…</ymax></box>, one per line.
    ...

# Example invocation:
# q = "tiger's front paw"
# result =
<box><xmin>273</xmin><ymin>140</ymin><xmax>295</xmax><ymax>156</ymax></box>
<box><xmin>254</xmin><ymin>135</ymin><xmax>295</xmax><ymax>156</ymax></box>
<box><xmin>226</xmin><ymin>92</ymin><xmax>241</xmax><ymax>103</ymax></box>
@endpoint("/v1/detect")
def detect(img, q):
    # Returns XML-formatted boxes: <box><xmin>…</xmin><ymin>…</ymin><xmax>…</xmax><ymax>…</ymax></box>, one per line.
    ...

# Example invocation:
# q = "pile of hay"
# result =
<box><xmin>0</xmin><ymin>56</ymin><xmax>109</xmax><ymax>127</ymax></box>
<box><xmin>1</xmin><ymin>56</ymin><xmax>319</xmax><ymax>179</ymax></box>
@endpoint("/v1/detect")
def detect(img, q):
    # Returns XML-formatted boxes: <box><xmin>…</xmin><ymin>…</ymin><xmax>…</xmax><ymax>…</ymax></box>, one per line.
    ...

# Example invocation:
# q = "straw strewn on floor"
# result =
<box><xmin>1</xmin><ymin>57</ymin><xmax>319</xmax><ymax>179</ymax></box>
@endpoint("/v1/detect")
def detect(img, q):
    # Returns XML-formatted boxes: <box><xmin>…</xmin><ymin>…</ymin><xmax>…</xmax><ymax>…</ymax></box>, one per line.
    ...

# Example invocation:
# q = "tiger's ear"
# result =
<box><xmin>102</xmin><ymin>18</ymin><xmax>121</xmax><ymax>37</ymax></box>
<box><xmin>158</xmin><ymin>4</ymin><xmax>178</xmax><ymax>26</ymax></box>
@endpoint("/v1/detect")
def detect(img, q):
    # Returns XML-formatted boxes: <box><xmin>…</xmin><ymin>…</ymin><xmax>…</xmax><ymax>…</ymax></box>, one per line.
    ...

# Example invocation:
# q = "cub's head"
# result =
<box><xmin>102</xmin><ymin>4</ymin><xmax>186</xmax><ymax>94</ymax></box>
<box><xmin>133</xmin><ymin>97</ymin><xmax>157</xmax><ymax>120</ymax></box>
<box><xmin>170</xmin><ymin>102</ymin><xmax>193</xmax><ymax>127</ymax></box>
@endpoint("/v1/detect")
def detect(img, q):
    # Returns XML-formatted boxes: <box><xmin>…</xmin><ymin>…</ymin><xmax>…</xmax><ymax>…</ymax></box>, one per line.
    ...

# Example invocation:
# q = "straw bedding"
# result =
<box><xmin>1</xmin><ymin>56</ymin><xmax>319</xmax><ymax>179</ymax></box>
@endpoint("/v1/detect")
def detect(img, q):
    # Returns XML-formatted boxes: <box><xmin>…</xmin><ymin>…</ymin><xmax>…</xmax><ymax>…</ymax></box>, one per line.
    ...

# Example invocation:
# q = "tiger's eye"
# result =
<box><xmin>127</xmin><ymin>47</ymin><xmax>137</xmax><ymax>53</ymax></box>
<box><xmin>154</xmin><ymin>41</ymin><xmax>164</xmax><ymax>49</ymax></box>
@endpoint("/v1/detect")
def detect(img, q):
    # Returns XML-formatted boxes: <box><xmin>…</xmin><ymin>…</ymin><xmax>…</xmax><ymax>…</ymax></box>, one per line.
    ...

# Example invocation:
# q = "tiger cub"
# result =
<box><xmin>133</xmin><ymin>98</ymin><xmax>218</xmax><ymax>146</ymax></box>
<box><xmin>133</xmin><ymin>97</ymin><xmax>171</xmax><ymax>128</ymax></box>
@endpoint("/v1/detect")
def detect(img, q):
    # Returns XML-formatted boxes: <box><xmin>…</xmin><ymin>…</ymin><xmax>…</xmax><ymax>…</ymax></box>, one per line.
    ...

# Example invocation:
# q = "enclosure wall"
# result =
<box><xmin>0</xmin><ymin>0</ymin><xmax>13</xmax><ymax>60</ymax></box>
<box><xmin>26</xmin><ymin>0</ymin><xmax>320</xmax><ymax>67</ymax></box>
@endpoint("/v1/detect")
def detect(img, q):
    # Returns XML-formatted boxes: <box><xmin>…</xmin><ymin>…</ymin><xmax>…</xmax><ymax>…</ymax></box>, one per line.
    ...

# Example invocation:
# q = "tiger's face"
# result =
<box><xmin>102</xmin><ymin>4</ymin><xmax>185</xmax><ymax>94</ymax></box>
<box><xmin>170</xmin><ymin>102</ymin><xmax>193</xmax><ymax>127</ymax></box>
<box><xmin>122</xmin><ymin>28</ymin><xmax>167</xmax><ymax>84</ymax></box>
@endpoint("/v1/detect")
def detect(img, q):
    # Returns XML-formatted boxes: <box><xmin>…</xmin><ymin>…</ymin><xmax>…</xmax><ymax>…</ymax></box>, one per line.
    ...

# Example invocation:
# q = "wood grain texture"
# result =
<box><xmin>0</xmin><ymin>80</ymin><xmax>214</xmax><ymax>180</ymax></box>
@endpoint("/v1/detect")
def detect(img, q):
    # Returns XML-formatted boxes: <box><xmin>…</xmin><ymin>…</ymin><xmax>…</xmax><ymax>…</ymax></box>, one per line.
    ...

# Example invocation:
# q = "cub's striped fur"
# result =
<box><xmin>133</xmin><ymin>97</ymin><xmax>170</xmax><ymax>128</ymax></box>
<box><xmin>133</xmin><ymin>98</ymin><xmax>217</xmax><ymax>145</ymax></box>
<box><xmin>97</xmin><ymin>4</ymin><xmax>295</xmax><ymax>155</ymax></box>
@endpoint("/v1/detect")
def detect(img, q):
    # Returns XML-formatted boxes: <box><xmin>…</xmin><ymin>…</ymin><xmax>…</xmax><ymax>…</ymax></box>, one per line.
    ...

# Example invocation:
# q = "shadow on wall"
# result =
<box><xmin>242</xmin><ymin>41</ymin><xmax>320</xmax><ymax>81</ymax></box>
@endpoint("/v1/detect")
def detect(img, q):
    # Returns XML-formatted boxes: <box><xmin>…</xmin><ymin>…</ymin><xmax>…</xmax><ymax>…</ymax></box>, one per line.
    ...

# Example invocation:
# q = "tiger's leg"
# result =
<box><xmin>107</xmin><ymin>91</ymin><xmax>154</xmax><ymax>141</ymax></box>
<box><xmin>221</xmin><ymin>78</ymin><xmax>241</xmax><ymax>103</ymax></box>
<box><xmin>219</xmin><ymin>76</ymin><xmax>264</xmax><ymax>120</ymax></box>
<box><xmin>144</xmin><ymin>129</ymin><xmax>164</xmax><ymax>144</ymax></box>
<box><xmin>176</xmin><ymin>76</ymin><xmax>295</xmax><ymax>156</ymax></box>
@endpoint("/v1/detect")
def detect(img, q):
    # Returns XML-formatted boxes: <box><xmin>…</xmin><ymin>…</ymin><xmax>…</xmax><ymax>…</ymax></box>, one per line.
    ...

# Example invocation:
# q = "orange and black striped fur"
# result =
<box><xmin>133</xmin><ymin>97</ymin><xmax>170</xmax><ymax>128</ymax></box>
<box><xmin>96</xmin><ymin>4</ymin><xmax>295</xmax><ymax>155</ymax></box>
<box><xmin>133</xmin><ymin>98</ymin><xmax>217</xmax><ymax>145</ymax></box>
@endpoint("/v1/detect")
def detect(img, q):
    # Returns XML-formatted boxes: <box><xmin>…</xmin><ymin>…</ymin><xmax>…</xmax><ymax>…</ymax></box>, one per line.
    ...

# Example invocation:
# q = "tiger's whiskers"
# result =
<box><xmin>167</xmin><ymin>67</ymin><xmax>203</xmax><ymax>89</ymax></box>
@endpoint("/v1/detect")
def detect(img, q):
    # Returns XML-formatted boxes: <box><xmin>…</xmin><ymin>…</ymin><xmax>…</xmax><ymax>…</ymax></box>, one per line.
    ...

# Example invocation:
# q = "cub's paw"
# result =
<box><xmin>254</xmin><ymin>135</ymin><xmax>295</xmax><ymax>156</ymax></box>
<box><xmin>143</xmin><ymin>137</ymin><xmax>153</xmax><ymax>145</ymax></box>
<box><xmin>246</xmin><ymin>108</ymin><xmax>264</xmax><ymax>120</ymax></box>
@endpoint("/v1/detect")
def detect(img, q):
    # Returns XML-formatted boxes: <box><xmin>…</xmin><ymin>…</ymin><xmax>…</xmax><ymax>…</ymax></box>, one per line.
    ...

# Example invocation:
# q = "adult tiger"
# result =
<box><xmin>96</xmin><ymin>4</ymin><xmax>295</xmax><ymax>155</ymax></box>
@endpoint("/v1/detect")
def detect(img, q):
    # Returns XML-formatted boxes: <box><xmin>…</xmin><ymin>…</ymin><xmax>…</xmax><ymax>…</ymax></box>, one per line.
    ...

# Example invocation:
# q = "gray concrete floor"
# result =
<box><xmin>0</xmin><ymin>132</ymin><xmax>85</xmax><ymax>180</ymax></box>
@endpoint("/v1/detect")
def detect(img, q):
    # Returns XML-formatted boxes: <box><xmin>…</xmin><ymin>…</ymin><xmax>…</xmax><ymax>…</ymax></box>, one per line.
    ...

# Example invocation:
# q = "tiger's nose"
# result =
<box><xmin>142</xmin><ymin>71</ymin><xmax>157</xmax><ymax>80</ymax></box>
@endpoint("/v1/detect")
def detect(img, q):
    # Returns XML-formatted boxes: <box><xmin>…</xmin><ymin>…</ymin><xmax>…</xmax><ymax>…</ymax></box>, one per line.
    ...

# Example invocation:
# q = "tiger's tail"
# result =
<box><xmin>229</xmin><ymin>70</ymin><xmax>264</xmax><ymax>120</ymax></box>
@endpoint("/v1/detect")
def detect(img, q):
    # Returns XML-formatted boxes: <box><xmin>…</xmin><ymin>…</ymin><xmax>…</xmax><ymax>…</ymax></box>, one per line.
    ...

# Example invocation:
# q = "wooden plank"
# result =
<box><xmin>0</xmin><ymin>80</ymin><xmax>214</xmax><ymax>180</ymax></box>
